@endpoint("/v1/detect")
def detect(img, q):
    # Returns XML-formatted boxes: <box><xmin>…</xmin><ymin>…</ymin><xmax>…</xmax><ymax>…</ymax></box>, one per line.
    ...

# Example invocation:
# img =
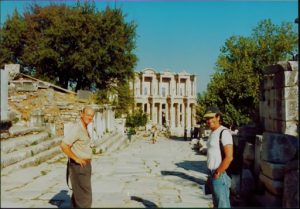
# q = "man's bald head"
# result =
<box><xmin>80</xmin><ymin>106</ymin><xmax>95</xmax><ymax>127</ymax></box>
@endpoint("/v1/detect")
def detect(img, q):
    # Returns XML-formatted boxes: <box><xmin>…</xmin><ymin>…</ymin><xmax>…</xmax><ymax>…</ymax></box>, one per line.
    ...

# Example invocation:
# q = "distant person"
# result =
<box><xmin>193</xmin><ymin>126</ymin><xmax>199</xmax><ymax>139</ymax></box>
<box><xmin>190</xmin><ymin>127</ymin><xmax>194</xmax><ymax>140</ymax></box>
<box><xmin>150</xmin><ymin>125</ymin><xmax>157</xmax><ymax>144</ymax></box>
<box><xmin>184</xmin><ymin>128</ymin><xmax>187</xmax><ymax>141</ymax></box>
<box><xmin>204</xmin><ymin>106</ymin><xmax>233</xmax><ymax>208</ymax></box>
<box><xmin>60</xmin><ymin>106</ymin><xmax>95</xmax><ymax>208</ymax></box>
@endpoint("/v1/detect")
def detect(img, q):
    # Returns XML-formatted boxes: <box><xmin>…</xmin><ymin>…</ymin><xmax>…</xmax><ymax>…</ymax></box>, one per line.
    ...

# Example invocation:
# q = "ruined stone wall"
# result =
<box><xmin>256</xmin><ymin>61</ymin><xmax>298</xmax><ymax>207</ymax></box>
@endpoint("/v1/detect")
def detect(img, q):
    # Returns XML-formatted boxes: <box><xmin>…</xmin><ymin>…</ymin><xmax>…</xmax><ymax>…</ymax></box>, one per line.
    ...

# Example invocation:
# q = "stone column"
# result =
<box><xmin>171</xmin><ymin>103</ymin><xmax>175</xmax><ymax>129</ymax></box>
<box><xmin>100</xmin><ymin>110</ymin><xmax>104</xmax><ymax>136</ymax></box>
<box><xmin>146</xmin><ymin>102</ymin><xmax>151</xmax><ymax>118</ymax></box>
<box><xmin>158</xmin><ymin>103</ymin><xmax>162</xmax><ymax>126</ymax></box>
<box><xmin>186</xmin><ymin>78</ymin><xmax>191</xmax><ymax>96</ymax></box>
<box><xmin>182</xmin><ymin>102</ymin><xmax>186</xmax><ymax>128</ymax></box>
<box><xmin>178</xmin><ymin>76</ymin><xmax>181</xmax><ymax>96</ymax></box>
<box><xmin>141</xmin><ymin>74</ymin><xmax>144</xmax><ymax>96</ymax></box>
<box><xmin>194</xmin><ymin>77</ymin><xmax>197</xmax><ymax>97</ymax></box>
<box><xmin>177</xmin><ymin>103</ymin><xmax>181</xmax><ymax>127</ymax></box>
<box><xmin>150</xmin><ymin>77</ymin><xmax>153</xmax><ymax>96</ymax></box>
<box><xmin>191</xmin><ymin>104</ymin><xmax>196</xmax><ymax>127</ymax></box>
<box><xmin>186</xmin><ymin>102</ymin><xmax>191</xmax><ymax>130</ymax></box>
<box><xmin>165</xmin><ymin>102</ymin><xmax>169</xmax><ymax>126</ymax></box>
<box><xmin>1</xmin><ymin>69</ymin><xmax>9</xmax><ymax>121</ymax></box>
<box><xmin>151</xmin><ymin>103</ymin><xmax>154</xmax><ymax>122</ymax></box>
<box><xmin>157</xmin><ymin>74</ymin><xmax>160</xmax><ymax>96</ymax></box>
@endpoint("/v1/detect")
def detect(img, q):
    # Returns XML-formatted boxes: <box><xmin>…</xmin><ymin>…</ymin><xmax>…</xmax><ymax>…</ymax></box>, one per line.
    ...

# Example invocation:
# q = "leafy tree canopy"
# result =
<box><xmin>0</xmin><ymin>2</ymin><xmax>137</xmax><ymax>91</ymax></box>
<box><xmin>197</xmin><ymin>19</ymin><xmax>298</xmax><ymax>127</ymax></box>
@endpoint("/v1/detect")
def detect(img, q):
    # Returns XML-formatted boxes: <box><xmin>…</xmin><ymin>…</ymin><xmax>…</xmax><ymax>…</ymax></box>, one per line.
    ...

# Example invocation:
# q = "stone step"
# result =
<box><xmin>94</xmin><ymin>132</ymin><xmax>119</xmax><ymax>147</ymax></box>
<box><xmin>1</xmin><ymin>136</ymin><xmax>62</xmax><ymax>168</ymax></box>
<box><xmin>94</xmin><ymin>133</ymin><xmax>123</xmax><ymax>154</ymax></box>
<box><xmin>1</xmin><ymin>132</ymin><xmax>50</xmax><ymax>154</ymax></box>
<box><xmin>1</xmin><ymin>145</ymin><xmax>62</xmax><ymax>176</ymax></box>
<box><xmin>6</xmin><ymin>126</ymin><xmax>46</xmax><ymax>139</ymax></box>
<box><xmin>105</xmin><ymin>135</ymin><xmax>128</xmax><ymax>154</ymax></box>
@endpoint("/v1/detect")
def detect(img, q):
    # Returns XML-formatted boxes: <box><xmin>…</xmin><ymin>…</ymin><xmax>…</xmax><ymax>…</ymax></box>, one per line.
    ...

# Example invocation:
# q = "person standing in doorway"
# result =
<box><xmin>60</xmin><ymin>106</ymin><xmax>95</xmax><ymax>208</ymax></box>
<box><xmin>204</xmin><ymin>106</ymin><xmax>233</xmax><ymax>208</ymax></box>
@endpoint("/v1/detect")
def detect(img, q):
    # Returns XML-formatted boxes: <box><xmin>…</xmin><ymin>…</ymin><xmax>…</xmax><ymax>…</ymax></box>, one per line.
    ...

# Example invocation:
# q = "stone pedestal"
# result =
<box><xmin>30</xmin><ymin>109</ymin><xmax>45</xmax><ymax>127</ymax></box>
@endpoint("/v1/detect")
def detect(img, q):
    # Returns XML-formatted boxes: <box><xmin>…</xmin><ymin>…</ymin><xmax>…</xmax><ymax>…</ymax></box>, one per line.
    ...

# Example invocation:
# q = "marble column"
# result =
<box><xmin>186</xmin><ymin>103</ymin><xmax>191</xmax><ymax>130</ymax></box>
<box><xmin>1</xmin><ymin>70</ymin><xmax>9</xmax><ymax>121</ymax></box>
<box><xmin>158</xmin><ymin>103</ymin><xmax>162</xmax><ymax>126</ymax></box>
<box><xmin>152</xmin><ymin>103</ymin><xmax>155</xmax><ymax>124</ymax></box>
<box><xmin>177</xmin><ymin>103</ymin><xmax>180</xmax><ymax>127</ymax></box>
<box><xmin>171</xmin><ymin>103</ymin><xmax>175</xmax><ymax>129</ymax></box>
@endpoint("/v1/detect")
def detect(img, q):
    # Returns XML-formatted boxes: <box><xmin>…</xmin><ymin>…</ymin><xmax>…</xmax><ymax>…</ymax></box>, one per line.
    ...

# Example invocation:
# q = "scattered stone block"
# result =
<box><xmin>260</xmin><ymin>160</ymin><xmax>285</xmax><ymax>180</ymax></box>
<box><xmin>190</xmin><ymin>138</ymin><xmax>199</xmax><ymax>149</ymax></box>
<box><xmin>243</xmin><ymin>142</ymin><xmax>254</xmax><ymax>161</ymax></box>
<box><xmin>77</xmin><ymin>90</ymin><xmax>93</xmax><ymax>101</ymax></box>
<box><xmin>4</xmin><ymin>64</ymin><xmax>20</xmax><ymax>80</ymax></box>
<box><xmin>259</xmin><ymin>173</ymin><xmax>283</xmax><ymax>195</ymax></box>
<box><xmin>254</xmin><ymin>135</ymin><xmax>263</xmax><ymax>176</ymax></box>
<box><xmin>261</xmin><ymin>132</ymin><xmax>298</xmax><ymax>163</ymax></box>
<box><xmin>30</xmin><ymin>109</ymin><xmax>45</xmax><ymax>127</ymax></box>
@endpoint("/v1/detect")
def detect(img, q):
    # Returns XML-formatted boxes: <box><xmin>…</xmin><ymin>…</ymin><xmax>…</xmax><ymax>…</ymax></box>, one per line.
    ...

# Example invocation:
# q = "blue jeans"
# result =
<box><xmin>211</xmin><ymin>172</ymin><xmax>231</xmax><ymax>208</ymax></box>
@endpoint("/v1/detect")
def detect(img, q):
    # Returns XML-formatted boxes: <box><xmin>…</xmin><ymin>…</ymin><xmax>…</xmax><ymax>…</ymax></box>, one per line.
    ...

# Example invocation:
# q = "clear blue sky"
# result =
<box><xmin>1</xmin><ymin>0</ymin><xmax>298</xmax><ymax>93</ymax></box>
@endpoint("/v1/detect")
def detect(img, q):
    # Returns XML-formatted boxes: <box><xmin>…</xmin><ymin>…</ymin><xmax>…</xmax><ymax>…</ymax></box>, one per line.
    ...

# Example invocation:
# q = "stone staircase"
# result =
<box><xmin>93</xmin><ymin>132</ymin><xmax>130</xmax><ymax>155</ymax></box>
<box><xmin>1</xmin><ymin>126</ymin><xmax>63</xmax><ymax>176</ymax></box>
<box><xmin>1</xmin><ymin>125</ymin><xmax>136</xmax><ymax>176</ymax></box>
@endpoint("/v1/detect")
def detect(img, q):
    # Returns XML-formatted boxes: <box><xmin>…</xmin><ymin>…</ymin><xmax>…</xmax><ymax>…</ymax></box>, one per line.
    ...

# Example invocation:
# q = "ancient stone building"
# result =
<box><xmin>131</xmin><ymin>68</ymin><xmax>197</xmax><ymax>136</ymax></box>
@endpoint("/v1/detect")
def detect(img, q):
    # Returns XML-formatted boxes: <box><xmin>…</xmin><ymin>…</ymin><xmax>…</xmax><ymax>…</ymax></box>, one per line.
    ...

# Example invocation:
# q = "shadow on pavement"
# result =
<box><xmin>161</xmin><ymin>170</ymin><xmax>206</xmax><ymax>185</ymax></box>
<box><xmin>175</xmin><ymin>160</ymin><xmax>208</xmax><ymax>174</ymax></box>
<box><xmin>168</xmin><ymin>136</ymin><xmax>187</xmax><ymax>141</ymax></box>
<box><xmin>131</xmin><ymin>196</ymin><xmax>158</xmax><ymax>208</ymax></box>
<box><xmin>49</xmin><ymin>190</ymin><xmax>71</xmax><ymax>208</ymax></box>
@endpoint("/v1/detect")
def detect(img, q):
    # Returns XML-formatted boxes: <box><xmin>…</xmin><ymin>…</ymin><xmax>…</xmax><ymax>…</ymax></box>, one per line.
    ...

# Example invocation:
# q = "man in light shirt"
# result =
<box><xmin>60</xmin><ymin>106</ymin><xmax>95</xmax><ymax>208</ymax></box>
<box><xmin>204</xmin><ymin>106</ymin><xmax>233</xmax><ymax>208</ymax></box>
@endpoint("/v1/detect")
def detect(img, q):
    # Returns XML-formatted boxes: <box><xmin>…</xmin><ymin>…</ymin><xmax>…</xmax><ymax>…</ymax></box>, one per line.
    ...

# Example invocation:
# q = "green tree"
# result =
<box><xmin>125</xmin><ymin>109</ymin><xmax>148</xmax><ymax>129</ymax></box>
<box><xmin>0</xmin><ymin>9</ymin><xmax>27</xmax><ymax>66</ymax></box>
<box><xmin>114</xmin><ymin>82</ymin><xmax>134</xmax><ymax>118</ymax></box>
<box><xmin>0</xmin><ymin>2</ymin><xmax>137</xmax><ymax>91</ymax></box>
<box><xmin>199</xmin><ymin>19</ymin><xmax>298</xmax><ymax>127</ymax></box>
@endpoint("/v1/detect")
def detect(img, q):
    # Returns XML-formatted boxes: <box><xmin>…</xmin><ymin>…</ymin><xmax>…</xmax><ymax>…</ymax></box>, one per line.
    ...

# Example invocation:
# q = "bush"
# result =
<box><xmin>125</xmin><ymin>109</ymin><xmax>148</xmax><ymax>128</ymax></box>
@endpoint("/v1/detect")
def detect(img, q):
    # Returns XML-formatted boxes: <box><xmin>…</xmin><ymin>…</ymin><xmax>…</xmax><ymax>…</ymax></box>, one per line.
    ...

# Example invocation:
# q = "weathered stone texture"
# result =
<box><xmin>254</xmin><ymin>135</ymin><xmax>263</xmax><ymax>176</ymax></box>
<box><xmin>260</xmin><ymin>160</ymin><xmax>285</xmax><ymax>180</ymax></box>
<box><xmin>1</xmin><ymin>69</ymin><xmax>9</xmax><ymax>121</ymax></box>
<box><xmin>255</xmin><ymin>190</ymin><xmax>282</xmax><ymax>208</ymax></box>
<box><xmin>283</xmin><ymin>161</ymin><xmax>299</xmax><ymax>208</ymax></box>
<box><xmin>243</xmin><ymin>142</ymin><xmax>254</xmax><ymax>161</ymax></box>
<box><xmin>261</xmin><ymin>132</ymin><xmax>298</xmax><ymax>163</ymax></box>
<box><xmin>240</xmin><ymin>169</ymin><xmax>255</xmax><ymax>197</ymax></box>
<box><xmin>259</xmin><ymin>173</ymin><xmax>283</xmax><ymax>195</ymax></box>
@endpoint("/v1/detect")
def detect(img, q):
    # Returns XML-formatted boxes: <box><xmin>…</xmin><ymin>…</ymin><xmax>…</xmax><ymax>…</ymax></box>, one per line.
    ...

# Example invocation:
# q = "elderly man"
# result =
<box><xmin>60</xmin><ymin>106</ymin><xmax>95</xmax><ymax>208</ymax></box>
<box><xmin>204</xmin><ymin>106</ymin><xmax>233</xmax><ymax>208</ymax></box>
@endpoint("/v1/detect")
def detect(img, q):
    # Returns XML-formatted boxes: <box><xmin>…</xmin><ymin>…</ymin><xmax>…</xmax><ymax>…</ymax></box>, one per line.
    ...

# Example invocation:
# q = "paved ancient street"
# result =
<box><xmin>1</xmin><ymin>135</ymin><xmax>212</xmax><ymax>208</ymax></box>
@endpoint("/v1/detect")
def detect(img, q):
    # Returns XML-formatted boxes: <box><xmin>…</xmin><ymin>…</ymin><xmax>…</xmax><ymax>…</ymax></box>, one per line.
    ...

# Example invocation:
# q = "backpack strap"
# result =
<box><xmin>219</xmin><ymin>129</ymin><xmax>229</xmax><ymax>160</ymax></box>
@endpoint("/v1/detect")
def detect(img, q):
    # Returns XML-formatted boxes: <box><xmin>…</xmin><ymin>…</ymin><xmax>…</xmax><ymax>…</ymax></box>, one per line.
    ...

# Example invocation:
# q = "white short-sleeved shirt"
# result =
<box><xmin>207</xmin><ymin>125</ymin><xmax>233</xmax><ymax>170</ymax></box>
<box><xmin>62</xmin><ymin>121</ymin><xmax>93</xmax><ymax>159</ymax></box>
